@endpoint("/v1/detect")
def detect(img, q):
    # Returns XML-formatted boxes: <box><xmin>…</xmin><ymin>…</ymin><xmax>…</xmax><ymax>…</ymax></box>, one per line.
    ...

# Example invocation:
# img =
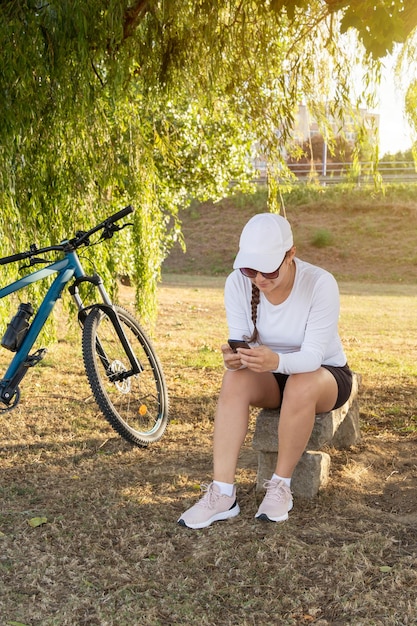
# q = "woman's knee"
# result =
<box><xmin>220</xmin><ymin>369</ymin><xmax>256</xmax><ymax>400</ymax></box>
<box><xmin>220</xmin><ymin>369</ymin><xmax>280</xmax><ymax>407</ymax></box>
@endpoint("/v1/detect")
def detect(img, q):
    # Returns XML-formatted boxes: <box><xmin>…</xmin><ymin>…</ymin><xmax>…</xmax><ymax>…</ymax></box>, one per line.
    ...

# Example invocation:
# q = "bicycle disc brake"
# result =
<box><xmin>108</xmin><ymin>360</ymin><xmax>132</xmax><ymax>393</ymax></box>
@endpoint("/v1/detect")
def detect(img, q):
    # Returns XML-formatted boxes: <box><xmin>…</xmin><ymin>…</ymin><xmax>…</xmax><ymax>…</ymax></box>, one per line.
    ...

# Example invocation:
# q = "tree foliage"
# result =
<box><xmin>1</xmin><ymin>0</ymin><xmax>416</xmax><ymax>323</ymax></box>
<box><xmin>400</xmin><ymin>30</ymin><xmax>417</xmax><ymax>157</ymax></box>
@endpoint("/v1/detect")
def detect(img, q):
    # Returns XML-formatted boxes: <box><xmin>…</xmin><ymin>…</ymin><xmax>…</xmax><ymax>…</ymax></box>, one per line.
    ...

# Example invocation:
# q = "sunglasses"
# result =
<box><xmin>239</xmin><ymin>255</ymin><xmax>286</xmax><ymax>280</ymax></box>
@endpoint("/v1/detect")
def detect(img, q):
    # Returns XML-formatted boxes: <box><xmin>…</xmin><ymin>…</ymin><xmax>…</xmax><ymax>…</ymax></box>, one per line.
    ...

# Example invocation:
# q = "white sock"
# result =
<box><xmin>272</xmin><ymin>473</ymin><xmax>291</xmax><ymax>488</ymax></box>
<box><xmin>213</xmin><ymin>480</ymin><xmax>234</xmax><ymax>497</ymax></box>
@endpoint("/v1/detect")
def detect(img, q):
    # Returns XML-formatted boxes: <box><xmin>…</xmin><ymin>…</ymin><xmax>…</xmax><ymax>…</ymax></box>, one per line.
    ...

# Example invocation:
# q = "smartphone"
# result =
<box><xmin>228</xmin><ymin>339</ymin><xmax>251</xmax><ymax>353</ymax></box>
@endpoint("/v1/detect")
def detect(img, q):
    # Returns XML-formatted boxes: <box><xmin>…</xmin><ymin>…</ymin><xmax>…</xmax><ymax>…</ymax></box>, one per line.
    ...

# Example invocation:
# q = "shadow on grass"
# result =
<box><xmin>1</xmin><ymin>396</ymin><xmax>417</xmax><ymax>625</ymax></box>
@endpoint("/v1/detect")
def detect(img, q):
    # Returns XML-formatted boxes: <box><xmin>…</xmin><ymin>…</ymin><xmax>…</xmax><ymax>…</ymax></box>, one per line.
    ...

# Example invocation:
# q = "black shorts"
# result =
<box><xmin>273</xmin><ymin>363</ymin><xmax>353</xmax><ymax>411</ymax></box>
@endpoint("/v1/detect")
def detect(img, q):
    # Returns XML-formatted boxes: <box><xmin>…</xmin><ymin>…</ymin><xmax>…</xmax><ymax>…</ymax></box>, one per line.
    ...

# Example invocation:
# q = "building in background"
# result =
<box><xmin>294</xmin><ymin>104</ymin><xmax>380</xmax><ymax>145</ymax></box>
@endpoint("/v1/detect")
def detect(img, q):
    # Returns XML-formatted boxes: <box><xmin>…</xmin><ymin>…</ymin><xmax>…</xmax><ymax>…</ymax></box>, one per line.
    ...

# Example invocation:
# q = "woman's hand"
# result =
<box><xmin>221</xmin><ymin>344</ymin><xmax>247</xmax><ymax>370</ymax></box>
<box><xmin>221</xmin><ymin>344</ymin><xmax>279</xmax><ymax>372</ymax></box>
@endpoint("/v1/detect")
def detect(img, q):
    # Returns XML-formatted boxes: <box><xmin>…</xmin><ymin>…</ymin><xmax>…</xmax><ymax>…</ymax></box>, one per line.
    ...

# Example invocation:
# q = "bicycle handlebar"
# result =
<box><xmin>0</xmin><ymin>205</ymin><xmax>134</xmax><ymax>266</ymax></box>
<box><xmin>106</xmin><ymin>204</ymin><xmax>134</xmax><ymax>223</ymax></box>
<box><xmin>0</xmin><ymin>251</ymin><xmax>32</xmax><ymax>266</ymax></box>
<box><xmin>74</xmin><ymin>204</ymin><xmax>134</xmax><ymax>247</ymax></box>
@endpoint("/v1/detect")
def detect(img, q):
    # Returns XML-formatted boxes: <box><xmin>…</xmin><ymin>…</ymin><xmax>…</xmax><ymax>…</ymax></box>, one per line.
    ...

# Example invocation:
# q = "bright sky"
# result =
<box><xmin>377</xmin><ymin>54</ymin><xmax>414</xmax><ymax>156</ymax></box>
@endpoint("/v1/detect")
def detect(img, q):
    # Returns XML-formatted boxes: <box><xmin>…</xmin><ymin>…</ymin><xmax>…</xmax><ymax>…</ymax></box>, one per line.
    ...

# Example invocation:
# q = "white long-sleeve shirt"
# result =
<box><xmin>224</xmin><ymin>258</ymin><xmax>347</xmax><ymax>374</ymax></box>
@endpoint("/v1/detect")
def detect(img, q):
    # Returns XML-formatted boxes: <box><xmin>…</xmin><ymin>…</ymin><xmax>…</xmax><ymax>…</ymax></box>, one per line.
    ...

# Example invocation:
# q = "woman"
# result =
<box><xmin>178</xmin><ymin>213</ymin><xmax>352</xmax><ymax>529</ymax></box>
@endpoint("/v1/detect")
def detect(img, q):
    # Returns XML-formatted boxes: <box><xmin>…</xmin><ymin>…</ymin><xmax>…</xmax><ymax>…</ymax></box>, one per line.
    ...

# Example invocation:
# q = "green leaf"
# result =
<box><xmin>379</xmin><ymin>565</ymin><xmax>392</xmax><ymax>573</ymax></box>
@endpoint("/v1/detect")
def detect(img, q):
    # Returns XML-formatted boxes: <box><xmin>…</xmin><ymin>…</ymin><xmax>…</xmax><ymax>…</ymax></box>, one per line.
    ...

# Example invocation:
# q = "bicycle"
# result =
<box><xmin>0</xmin><ymin>205</ymin><xmax>169</xmax><ymax>446</ymax></box>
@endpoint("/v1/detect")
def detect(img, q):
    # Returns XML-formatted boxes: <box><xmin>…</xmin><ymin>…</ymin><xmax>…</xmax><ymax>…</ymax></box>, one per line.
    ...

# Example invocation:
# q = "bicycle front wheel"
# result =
<box><xmin>82</xmin><ymin>305</ymin><xmax>169</xmax><ymax>446</ymax></box>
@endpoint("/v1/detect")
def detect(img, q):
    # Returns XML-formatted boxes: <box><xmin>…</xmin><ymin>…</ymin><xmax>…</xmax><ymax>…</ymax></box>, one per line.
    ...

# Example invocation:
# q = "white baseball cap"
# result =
<box><xmin>233</xmin><ymin>213</ymin><xmax>294</xmax><ymax>273</ymax></box>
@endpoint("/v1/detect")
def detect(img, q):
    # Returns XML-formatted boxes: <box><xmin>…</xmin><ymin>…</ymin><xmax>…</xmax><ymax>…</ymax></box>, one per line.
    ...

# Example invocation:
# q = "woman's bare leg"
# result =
<box><xmin>212</xmin><ymin>369</ymin><xmax>280</xmax><ymax>484</ymax></box>
<box><xmin>274</xmin><ymin>368</ymin><xmax>338</xmax><ymax>478</ymax></box>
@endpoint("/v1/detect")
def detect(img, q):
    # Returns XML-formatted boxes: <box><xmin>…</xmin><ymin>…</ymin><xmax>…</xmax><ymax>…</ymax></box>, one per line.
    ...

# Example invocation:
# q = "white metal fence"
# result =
<box><xmin>253</xmin><ymin>161</ymin><xmax>417</xmax><ymax>185</ymax></box>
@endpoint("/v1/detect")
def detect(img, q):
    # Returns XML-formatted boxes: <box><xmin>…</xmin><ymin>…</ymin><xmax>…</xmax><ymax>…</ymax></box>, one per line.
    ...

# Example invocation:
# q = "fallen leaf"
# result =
<box><xmin>28</xmin><ymin>516</ymin><xmax>48</xmax><ymax>528</ymax></box>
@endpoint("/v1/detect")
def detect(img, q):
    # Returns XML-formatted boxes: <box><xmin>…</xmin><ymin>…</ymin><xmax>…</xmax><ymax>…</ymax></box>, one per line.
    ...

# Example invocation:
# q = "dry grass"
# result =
<box><xmin>1</xmin><ymin>193</ymin><xmax>417</xmax><ymax>625</ymax></box>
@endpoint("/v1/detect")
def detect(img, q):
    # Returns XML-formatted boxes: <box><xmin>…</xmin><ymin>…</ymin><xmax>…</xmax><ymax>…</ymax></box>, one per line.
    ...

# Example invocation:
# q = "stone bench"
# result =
<box><xmin>252</xmin><ymin>372</ymin><xmax>361</xmax><ymax>499</ymax></box>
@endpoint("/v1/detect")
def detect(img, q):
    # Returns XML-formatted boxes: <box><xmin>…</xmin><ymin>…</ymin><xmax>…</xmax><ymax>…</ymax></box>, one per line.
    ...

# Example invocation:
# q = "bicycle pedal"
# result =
<box><xmin>24</xmin><ymin>348</ymin><xmax>48</xmax><ymax>367</ymax></box>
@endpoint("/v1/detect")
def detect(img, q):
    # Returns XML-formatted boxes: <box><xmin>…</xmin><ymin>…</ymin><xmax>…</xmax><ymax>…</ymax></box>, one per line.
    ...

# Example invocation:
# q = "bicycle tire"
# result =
<box><xmin>82</xmin><ymin>305</ymin><xmax>169</xmax><ymax>446</ymax></box>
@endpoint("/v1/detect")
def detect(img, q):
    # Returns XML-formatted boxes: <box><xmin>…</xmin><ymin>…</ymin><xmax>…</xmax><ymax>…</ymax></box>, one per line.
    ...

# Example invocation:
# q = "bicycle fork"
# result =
<box><xmin>69</xmin><ymin>274</ymin><xmax>143</xmax><ymax>380</ymax></box>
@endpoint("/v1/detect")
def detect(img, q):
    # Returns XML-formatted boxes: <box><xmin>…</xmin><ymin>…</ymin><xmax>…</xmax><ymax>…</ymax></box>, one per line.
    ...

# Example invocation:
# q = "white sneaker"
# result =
<box><xmin>178</xmin><ymin>483</ymin><xmax>240</xmax><ymax>529</ymax></box>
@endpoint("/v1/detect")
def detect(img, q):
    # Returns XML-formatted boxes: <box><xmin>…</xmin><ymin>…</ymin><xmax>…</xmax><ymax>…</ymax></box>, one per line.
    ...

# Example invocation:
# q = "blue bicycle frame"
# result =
<box><xmin>0</xmin><ymin>247</ymin><xmax>141</xmax><ymax>407</ymax></box>
<box><xmin>0</xmin><ymin>250</ymin><xmax>86</xmax><ymax>403</ymax></box>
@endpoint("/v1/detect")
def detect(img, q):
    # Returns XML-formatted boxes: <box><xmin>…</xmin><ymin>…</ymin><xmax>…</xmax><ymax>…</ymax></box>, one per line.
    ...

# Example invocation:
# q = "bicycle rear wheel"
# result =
<box><xmin>82</xmin><ymin>305</ymin><xmax>168</xmax><ymax>446</ymax></box>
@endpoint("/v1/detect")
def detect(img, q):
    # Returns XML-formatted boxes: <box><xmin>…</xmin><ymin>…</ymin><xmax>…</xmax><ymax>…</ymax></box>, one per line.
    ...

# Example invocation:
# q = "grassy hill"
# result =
<box><xmin>163</xmin><ymin>184</ymin><xmax>417</xmax><ymax>284</ymax></box>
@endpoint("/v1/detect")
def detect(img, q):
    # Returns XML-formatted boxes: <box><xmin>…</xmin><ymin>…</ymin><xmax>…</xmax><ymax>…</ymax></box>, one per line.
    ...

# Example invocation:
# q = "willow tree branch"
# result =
<box><xmin>123</xmin><ymin>0</ymin><xmax>150</xmax><ymax>40</ymax></box>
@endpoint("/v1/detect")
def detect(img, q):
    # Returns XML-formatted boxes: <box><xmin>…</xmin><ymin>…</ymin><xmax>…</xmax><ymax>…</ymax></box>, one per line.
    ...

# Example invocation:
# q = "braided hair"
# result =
<box><xmin>244</xmin><ymin>283</ymin><xmax>261</xmax><ymax>344</ymax></box>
